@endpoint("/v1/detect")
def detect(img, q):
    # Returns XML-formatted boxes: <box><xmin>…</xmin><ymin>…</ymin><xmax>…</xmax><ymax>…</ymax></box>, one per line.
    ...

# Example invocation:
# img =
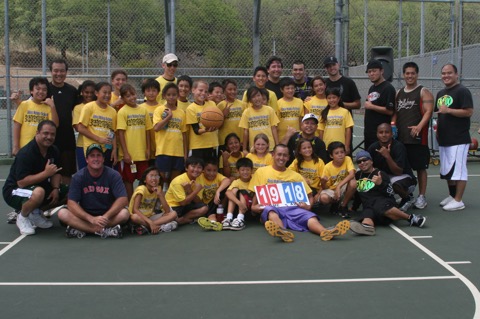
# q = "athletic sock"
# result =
<box><xmin>448</xmin><ymin>185</ymin><xmax>457</xmax><ymax>197</ymax></box>
<box><xmin>226</xmin><ymin>212</ymin><xmax>233</xmax><ymax>220</ymax></box>
<box><xmin>237</xmin><ymin>213</ymin><xmax>245</xmax><ymax>221</ymax></box>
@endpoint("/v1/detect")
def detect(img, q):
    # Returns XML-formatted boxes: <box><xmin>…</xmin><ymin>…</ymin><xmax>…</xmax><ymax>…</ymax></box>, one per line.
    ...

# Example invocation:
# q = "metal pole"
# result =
<box><xmin>343</xmin><ymin>0</ymin><xmax>349</xmax><ymax>70</ymax></box>
<box><xmin>41</xmin><ymin>0</ymin><xmax>47</xmax><ymax>75</ymax></box>
<box><xmin>406</xmin><ymin>24</ymin><xmax>410</xmax><ymax>58</ymax></box>
<box><xmin>86</xmin><ymin>28</ymin><xmax>89</xmax><ymax>73</ymax></box>
<box><xmin>334</xmin><ymin>0</ymin><xmax>343</xmax><ymax>61</ymax></box>
<box><xmin>450</xmin><ymin>0</ymin><xmax>454</xmax><ymax>63</ymax></box>
<box><xmin>171</xmin><ymin>0</ymin><xmax>175</xmax><ymax>53</ymax></box>
<box><xmin>420</xmin><ymin>0</ymin><xmax>425</xmax><ymax>56</ymax></box>
<box><xmin>398</xmin><ymin>0</ymin><xmax>402</xmax><ymax>78</ymax></box>
<box><xmin>164</xmin><ymin>0</ymin><xmax>171</xmax><ymax>53</ymax></box>
<box><xmin>253</xmin><ymin>0</ymin><xmax>261</xmax><ymax>67</ymax></box>
<box><xmin>81</xmin><ymin>28</ymin><xmax>85</xmax><ymax>74</ymax></box>
<box><xmin>458</xmin><ymin>0</ymin><xmax>463</xmax><ymax>78</ymax></box>
<box><xmin>363</xmin><ymin>0</ymin><xmax>368</xmax><ymax>65</ymax></box>
<box><xmin>107</xmin><ymin>0</ymin><xmax>111</xmax><ymax>77</ymax></box>
<box><xmin>5</xmin><ymin>0</ymin><xmax>12</xmax><ymax>156</ymax></box>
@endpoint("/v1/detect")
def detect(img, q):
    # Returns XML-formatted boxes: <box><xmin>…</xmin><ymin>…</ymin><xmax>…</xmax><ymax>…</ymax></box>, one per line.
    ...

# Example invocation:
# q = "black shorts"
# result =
<box><xmin>359</xmin><ymin>197</ymin><xmax>396</xmax><ymax>225</ymax></box>
<box><xmin>405</xmin><ymin>144</ymin><xmax>430</xmax><ymax>171</ymax></box>
<box><xmin>171</xmin><ymin>202</ymin><xmax>206</xmax><ymax>217</ymax></box>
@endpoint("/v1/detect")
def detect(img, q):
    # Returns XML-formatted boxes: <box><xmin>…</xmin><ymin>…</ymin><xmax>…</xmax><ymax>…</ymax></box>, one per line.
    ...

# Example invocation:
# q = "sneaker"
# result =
<box><xmin>410</xmin><ymin>214</ymin><xmax>426</xmax><ymax>227</ymax></box>
<box><xmin>197</xmin><ymin>217</ymin><xmax>223</xmax><ymax>231</ymax></box>
<box><xmin>230</xmin><ymin>218</ymin><xmax>245</xmax><ymax>231</ymax></box>
<box><xmin>28</xmin><ymin>209</ymin><xmax>53</xmax><ymax>229</ymax></box>
<box><xmin>65</xmin><ymin>226</ymin><xmax>86</xmax><ymax>238</ymax></box>
<box><xmin>16</xmin><ymin>213</ymin><xmax>35</xmax><ymax>235</ymax></box>
<box><xmin>96</xmin><ymin>225</ymin><xmax>123</xmax><ymax>239</ymax></box>
<box><xmin>7</xmin><ymin>211</ymin><xmax>18</xmax><ymax>224</ymax></box>
<box><xmin>439</xmin><ymin>195</ymin><xmax>454</xmax><ymax>207</ymax></box>
<box><xmin>349</xmin><ymin>220</ymin><xmax>375</xmax><ymax>236</ymax></box>
<box><xmin>336</xmin><ymin>205</ymin><xmax>351</xmax><ymax>219</ymax></box>
<box><xmin>264</xmin><ymin>220</ymin><xmax>294</xmax><ymax>243</ymax></box>
<box><xmin>160</xmin><ymin>221</ymin><xmax>178</xmax><ymax>232</ymax></box>
<box><xmin>414</xmin><ymin>195</ymin><xmax>428</xmax><ymax>209</ymax></box>
<box><xmin>442</xmin><ymin>200</ymin><xmax>465</xmax><ymax>211</ymax></box>
<box><xmin>399</xmin><ymin>194</ymin><xmax>415</xmax><ymax>212</ymax></box>
<box><xmin>221</xmin><ymin>218</ymin><xmax>233</xmax><ymax>230</ymax></box>
<box><xmin>320</xmin><ymin>220</ymin><xmax>350</xmax><ymax>241</ymax></box>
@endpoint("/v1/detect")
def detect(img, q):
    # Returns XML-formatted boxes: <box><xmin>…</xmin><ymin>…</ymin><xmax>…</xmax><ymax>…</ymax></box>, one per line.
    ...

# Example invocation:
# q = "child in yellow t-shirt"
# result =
<box><xmin>318</xmin><ymin>87</ymin><xmax>354</xmax><ymax>155</ymax></box>
<box><xmin>276</xmin><ymin>78</ymin><xmax>304</xmax><ymax>142</ymax></box>
<box><xmin>242</xmin><ymin>66</ymin><xmax>278</xmax><ymax>111</ymax></box>
<box><xmin>217</xmin><ymin>79</ymin><xmax>246</xmax><ymax>151</ymax></box>
<box><xmin>77</xmin><ymin>82</ymin><xmax>117</xmax><ymax>167</ymax></box>
<box><xmin>13</xmin><ymin>77</ymin><xmax>59</xmax><ymax>155</ymax></box>
<box><xmin>117</xmin><ymin>84</ymin><xmax>153</xmax><ymax>199</ymax></box>
<box><xmin>223</xmin><ymin>158</ymin><xmax>255</xmax><ymax>231</ymax></box>
<box><xmin>304</xmin><ymin>76</ymin><xmax>328</xmax><ymax>122</ymax></box>
<box><xmin>239</xmin><ymin>87</ymin><xmax>280</xmax><ymax>152</ymax></box>
<box><xmin>72</xmin><ymin>80</ymin><xmax>96</xmax><ymax>170</ymax></box>
<box><xmin>186</xmin><ymin>80</ymin><xmax>219</xmax><ymax>161</ymax></box>
<box><xmin>317</xmin><ymin>141</ymin><xmax>356</xmax><ymax>218</ymax></box>
<box><xmin>177</xmin><ymin>75</ymin><xmax>192</xmax><ymax>112</ymax></box>
<box><xmin>288</xmin><ymin>138</ymin><xmax>325</xmax><ymax>195</ymax></box>
<box><xmin>246</xmin><ymin>133</ymin><xmax>273</xmax><ymax>174</ymax></box>
<box><xmin>110</xmin><ymin>69</ymin><xmax>127</xmax><ymax>111</ymax></box>
<box><xmin>196</xmin><ymin>160</ymin><xmax>232</xmax><ymax>231</ymax></box>
<box><xmin>220</xmin><ymin>133</ymin><xmax>244</xmax><ymax>180</ymax></box>
<box><xmin>153</xmin><ymin>83</ymin><xmax>188</xmax><ymax>188</ymax></box>
<box><xmin>208</xmin><ymin>82</ymin><xmax>224</xmax><ymax>105</ymax></box>
<box><xmin>139</xmin><ymin>78</ymin><xmax>161</xmax><ymax>166</ymax></box>
<box><xmin>129</xmin><ymin>167</ymin><xmax>178</xmax><ymax>235</ymax></box>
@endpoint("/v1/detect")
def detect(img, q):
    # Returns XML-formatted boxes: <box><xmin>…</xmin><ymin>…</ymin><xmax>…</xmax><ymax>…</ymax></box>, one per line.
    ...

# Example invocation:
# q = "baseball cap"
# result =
<box><xmin>302</xmin><ymin>113</ymin><xmax>319</xmax><ymax>124</ymax></box>
<box><xmin>355</xmin><ymin>150</ymin><xmax>372</xmax><ymax>162</ymax></box>
<box><xmin>86</xmin><ymin>143</ymin><xmax>103</xmax><ymax>156</ymax></box>
<box><xmin>162</xmin><ymin>53</ymin><xmax>179</xmax><ymax>64</ymax></box>
<box><xmin>366</xmin><ymin>60</ymin><xmax>383</xmax><ymax>72</ymax></box>
<box><xmin>323</xmin><ymin>56</ymin><xmax>338</xmax><ymax>67</ymax></box>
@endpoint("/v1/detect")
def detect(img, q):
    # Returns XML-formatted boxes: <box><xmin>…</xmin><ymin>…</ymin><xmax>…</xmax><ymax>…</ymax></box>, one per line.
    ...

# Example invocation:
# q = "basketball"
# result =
<box><xmin>200</xmin><ymin>106</ymin><xmax>224</xmax><ymax>129</ymax></box>
<box><xmin>469</xmin><ymin>137</ymin><xmax>478</xmax><ymax>151</ymax></box>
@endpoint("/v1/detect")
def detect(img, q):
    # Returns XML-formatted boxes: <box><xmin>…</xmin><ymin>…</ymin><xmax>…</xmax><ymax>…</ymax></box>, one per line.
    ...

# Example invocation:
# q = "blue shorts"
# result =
<box><xmin>155</xmin><ymin>155</ymin><xmax>185</xmax><ymax>173</ymax></box>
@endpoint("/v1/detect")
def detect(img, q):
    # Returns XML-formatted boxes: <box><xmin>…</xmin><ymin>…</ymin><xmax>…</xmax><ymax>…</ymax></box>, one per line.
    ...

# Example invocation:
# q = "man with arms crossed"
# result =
<box><xmin>393</xmin><ymin>62</ymin><xmax>434</xmax><ymax>209</ymax></box>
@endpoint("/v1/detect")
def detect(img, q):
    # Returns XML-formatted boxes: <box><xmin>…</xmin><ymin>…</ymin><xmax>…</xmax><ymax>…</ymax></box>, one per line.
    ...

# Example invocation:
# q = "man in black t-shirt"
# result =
<box><xmin>48</xmin><ymin>59</ymin><xmax>78</xmax><ymax>184</ymax></box>
<box><xmin>291</xmin><ymin>60</ymin><xmax>312</xmax><ymax>100</ymax></box>
<box><xmin>348</xmin><ymin>150</ymin><xmax>426</xmax><ymax>236</ymax></box>
<box><xmin>435</xmin><ymin>64</ymin><xmax>474</xmax><ymax>211</ymax></box>
<box><xmin>364</xmin><ymin>60</ymin><xmax>395</xmax><ymax>149</ymax></box>
<box><xmin>265</xmin><ymin>56</ymin><xmax>284</xmax><ymax>99</ymax></box>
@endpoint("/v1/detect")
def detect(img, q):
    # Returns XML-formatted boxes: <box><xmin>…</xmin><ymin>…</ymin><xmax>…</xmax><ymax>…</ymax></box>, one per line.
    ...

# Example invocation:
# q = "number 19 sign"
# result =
<box><xmin>255</xmin><ymin>182</ymin><xmax>310</xmax><ymax>207</ymax></box>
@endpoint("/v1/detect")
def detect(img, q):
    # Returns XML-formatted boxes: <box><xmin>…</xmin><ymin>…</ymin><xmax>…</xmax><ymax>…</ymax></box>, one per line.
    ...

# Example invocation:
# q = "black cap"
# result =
<box><xmin>366</xmin><ymin>60</ymin><xmax>383</xmax><ymax>72</ymax></box>
<box><xmin>86</xmin><ymin>143</ymin><xmax>103</xmax><ymax>156</ymax></box>
<box><xmin>323</xmin><ymin>56</ymin><xmax>338</xmax><ymax>67</ymax></box>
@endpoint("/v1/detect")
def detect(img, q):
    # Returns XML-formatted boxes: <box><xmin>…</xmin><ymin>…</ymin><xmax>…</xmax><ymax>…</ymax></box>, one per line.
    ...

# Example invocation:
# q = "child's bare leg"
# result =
<box><xmin>267</xmin><ymin>211</ymin><xmax>285</xmax><ymax>228</ymax></box>
<box><xmin>341</xmin><ymin>180</ymin><xmax>357</xmax><ymax>207</ymax></box>
<box><xmin>124</xmin><ymin>181</ymin><xmax>133</xmax><ymax>200</ymax></box>
<box><xmin>177</xmin><ymin>206</ymin><xmax>208</xmax><ymax>224</ymax></box>
<box><xmin>152</xmin><ymin>211</ymin><xmax>178</xmax><ymax>226</ymax></box>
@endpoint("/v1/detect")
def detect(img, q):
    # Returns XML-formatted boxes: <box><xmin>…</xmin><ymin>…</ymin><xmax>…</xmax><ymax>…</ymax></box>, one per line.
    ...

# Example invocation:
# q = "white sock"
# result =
<box><xmin>226</xmin><ymin>213</ymin><xmax>233</xmax><ymax>220</ymax></box>
<box><xmin>237</xmin><ymin>213</ymin><xmax>245</xmax><ymax>221</ymax></box>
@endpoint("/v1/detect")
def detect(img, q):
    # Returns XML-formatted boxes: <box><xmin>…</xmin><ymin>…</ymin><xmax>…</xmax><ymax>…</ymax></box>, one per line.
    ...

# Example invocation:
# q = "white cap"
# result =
<box><xmin>302</xmin><ymin>113</ymin><xmax>319</xmax><ymax>124</ymax></box>
<box><xmin>162</xmin><ymin>53</ymin><xmax>179</xmax><ymax>64</ymax></box>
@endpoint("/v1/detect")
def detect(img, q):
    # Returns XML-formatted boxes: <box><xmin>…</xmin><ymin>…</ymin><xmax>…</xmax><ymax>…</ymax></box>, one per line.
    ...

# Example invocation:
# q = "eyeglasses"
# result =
<box><xmin>166</xmin><ymin>62</ymin><xmax>178</xmax><ymax>67</ymax></box>
<box><xmin>356</xmin><ymin>158</ymin><xmax>370</xmax><ymax>164</ymax></box>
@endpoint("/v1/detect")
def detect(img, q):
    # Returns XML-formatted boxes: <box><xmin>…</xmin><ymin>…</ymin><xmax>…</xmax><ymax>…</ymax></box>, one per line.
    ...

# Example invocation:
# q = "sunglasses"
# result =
<box><xmin>166</xmin><ymin>62</ymin><xmax>178</xmax><ymax>67</ymax></box>
<box><xmin>356</xmin><ymin>158</ymin><xmax>370</xmax><ymax>164</ymax></box>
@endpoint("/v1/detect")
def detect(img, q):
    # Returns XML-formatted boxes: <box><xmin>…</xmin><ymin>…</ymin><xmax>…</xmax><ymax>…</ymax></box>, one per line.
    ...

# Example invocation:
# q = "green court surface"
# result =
<box><xmin>1</xmin><ymin>162</ymin><xmax>479</xmax><ymax>319</ymax></box>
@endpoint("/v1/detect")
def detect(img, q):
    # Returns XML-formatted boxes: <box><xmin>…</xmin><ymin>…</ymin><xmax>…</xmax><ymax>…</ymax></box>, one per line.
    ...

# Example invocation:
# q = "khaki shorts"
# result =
<box><xmin>320</xmin><ymin>183</ymin><xmax>347</xmax><ymax>199</ymax></box>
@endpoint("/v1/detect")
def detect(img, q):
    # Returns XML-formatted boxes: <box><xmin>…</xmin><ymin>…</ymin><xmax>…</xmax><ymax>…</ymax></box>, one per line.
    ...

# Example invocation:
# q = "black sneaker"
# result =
<box><xmin>410</xmin><ymin>214</ymin><xmax>426</xmax><ymax>228</ymax></box>
<box><xmin>65</xmin><ymin>226</ymin><xmax>86</xmax><ymax>238</ymax></box>
<box><xmin>97</xmin><ymin>225</ymin><xmax>123</xmax><ymax>239</ymax></box>
<box><xmin>337</xmin><ymin>206</ymin><xmax>351</xmax><ymax>219</ymax></box>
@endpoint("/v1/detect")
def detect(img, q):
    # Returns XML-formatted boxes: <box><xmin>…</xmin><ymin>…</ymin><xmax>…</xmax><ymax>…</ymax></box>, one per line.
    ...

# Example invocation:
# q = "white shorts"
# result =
<box><xmin>439</xmin><ymin>144</ymin><xmax>469</xmax><ymax>181</ymax></box>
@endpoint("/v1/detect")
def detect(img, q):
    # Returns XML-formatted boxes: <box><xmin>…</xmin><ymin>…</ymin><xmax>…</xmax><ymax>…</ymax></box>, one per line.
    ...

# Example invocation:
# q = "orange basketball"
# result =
<box><xmin>469</xmin><ymin>137</ymin><xmax>478</xmax><ymax>151</ymax></box>
<box><xmin>200</xmin><ymin>106</ymin><xmax>224</xmax><ymax>129</ymax></box>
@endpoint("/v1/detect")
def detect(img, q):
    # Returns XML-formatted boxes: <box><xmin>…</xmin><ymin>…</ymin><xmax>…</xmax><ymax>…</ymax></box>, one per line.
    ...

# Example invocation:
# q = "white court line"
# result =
<box><xmin>390</xmin><ymin>224</ymin><xmax>480</xmax><ymax>318</ymax></box>
<box><xmin>0</xmin><ymin>234</ymin><xmax>26</xmax><ymax>257</ymax></box>
<box><xmin>411</xmin><ymin>236</ymin><xmax>433</xmax><ymax>239</ymax></box>
<box><xmin>428</xmin><ymin>174</ymin><xmax>480</xmax><ymax>178</ymax></box>
<box><xmin>0</xmin><ymin>242</ymin><xmax>11</xmax><ymax>245</ymax></box>
<box><xmin>447</xmin><ymin>261</ymin><xmax>472</xmax><ymax>265</ymax></box>
<box><xmin>0</xmin><ymin>275</ymin><xmax>457</xmax><ymax>286</ymax></box>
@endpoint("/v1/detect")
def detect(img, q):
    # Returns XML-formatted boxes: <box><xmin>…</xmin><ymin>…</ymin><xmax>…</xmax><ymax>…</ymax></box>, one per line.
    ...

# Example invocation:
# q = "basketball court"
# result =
<box><xmin>1</xmin><ymin>157</ymin><xmax>479</xmax><ymax>318</ymax></box>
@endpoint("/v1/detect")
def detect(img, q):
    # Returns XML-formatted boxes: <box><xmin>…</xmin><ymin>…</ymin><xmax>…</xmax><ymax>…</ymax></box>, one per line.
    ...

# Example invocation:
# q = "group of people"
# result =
<box><xmin>2</xmin><ymin>53</ymin><xmax>474</xmax><ymax>242</ymax></box>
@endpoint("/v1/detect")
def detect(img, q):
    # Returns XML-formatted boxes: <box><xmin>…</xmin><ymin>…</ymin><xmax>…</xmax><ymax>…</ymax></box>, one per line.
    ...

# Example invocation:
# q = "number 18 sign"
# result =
<box><xmin>255</xmin><ymin>182</ymin><xmax>310</xmax><ymax>207</ymax></box>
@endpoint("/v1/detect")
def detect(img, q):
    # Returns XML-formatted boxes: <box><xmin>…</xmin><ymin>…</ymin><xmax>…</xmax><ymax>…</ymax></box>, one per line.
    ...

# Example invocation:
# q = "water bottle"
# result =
<box><xmin>161</xmin><ymin>110</ymin><xmax>169</xmax><ymax>129</ymax></box>
<box><xmin>105</xmin><ymin>129</ymin><xmax>114</xmax><ymax>150</ymax></box>
<box><xmin>391</xmin><ymin>122</ymin><xmax>398</xmax><ymax>140</ymax></box>
<box><xmin>216</xmin><ymin>204</ymin><xmax>224</xmax><ymax>222</ymax></box>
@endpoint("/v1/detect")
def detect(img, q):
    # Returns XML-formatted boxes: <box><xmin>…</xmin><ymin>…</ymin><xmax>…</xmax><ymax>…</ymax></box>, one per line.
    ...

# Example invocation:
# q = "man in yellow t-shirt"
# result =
<box><xmin>249</xmin><ymin>144</ymin><xmax>350</xmax><ymax>242</ymax></box>
<box><xmin>155</xmin><ymin>53</ymin><xmax>179</xmax><ymax>104</ymax></box>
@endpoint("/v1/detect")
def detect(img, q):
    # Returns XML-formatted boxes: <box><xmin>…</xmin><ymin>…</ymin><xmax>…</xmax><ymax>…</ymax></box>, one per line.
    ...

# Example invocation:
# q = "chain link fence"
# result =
<box><xmin>1</xmin><ymin>0</ymin><xmax>479</xmax><ymax>156</ymax></box>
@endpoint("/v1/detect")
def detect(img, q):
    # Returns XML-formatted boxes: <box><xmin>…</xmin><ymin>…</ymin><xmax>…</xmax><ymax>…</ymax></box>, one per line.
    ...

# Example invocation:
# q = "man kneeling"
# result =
<box><xmin>58</xmin><ymin>144</ymin><xmax>130</xmax><ymax>238</ymax></box>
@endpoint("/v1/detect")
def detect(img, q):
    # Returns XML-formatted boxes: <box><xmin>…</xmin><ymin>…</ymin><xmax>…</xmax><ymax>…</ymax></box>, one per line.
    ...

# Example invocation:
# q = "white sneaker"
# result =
<box><xmin>28</xmin><ymin>209</ymin><xmax>53</xmax><ymax>229</ymax></box>
<box><xmin>443</xmin><ymin>200</ymin><xmax>465</xmax><ymax>211</ymax></box>
<box><xmin>414</xmin><ymin>195</ymin><xmax>428</xmax><ymax>209</ymax></box>
<box><xmin>16</xmin><ymin>213</ymin><xmax>35</xmax><ymax>235</ymax></box>
<box><xmin>160</xmin><ymin>221</ymin><xmax>178</xmax><ymax>232</ymax></box>
<box><xmin>439</xmin><ymin>195</ymin><xmax>454</xmax><ymax>207</ymax></box>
